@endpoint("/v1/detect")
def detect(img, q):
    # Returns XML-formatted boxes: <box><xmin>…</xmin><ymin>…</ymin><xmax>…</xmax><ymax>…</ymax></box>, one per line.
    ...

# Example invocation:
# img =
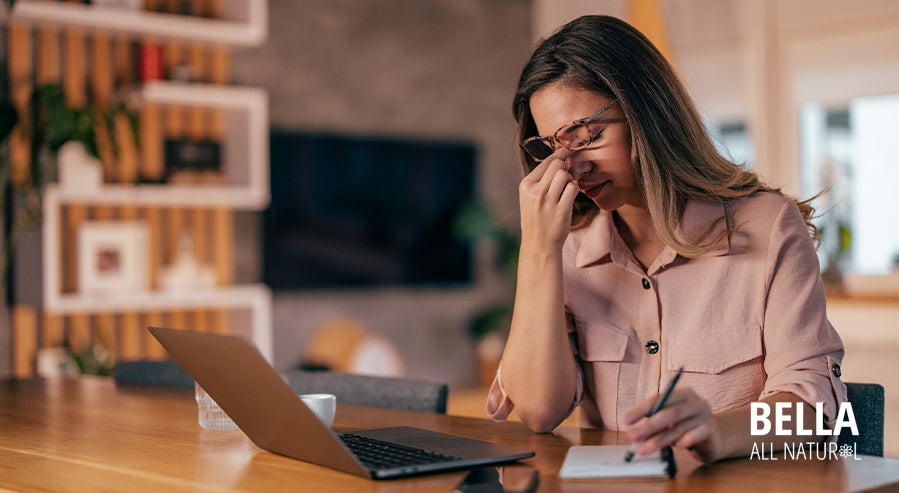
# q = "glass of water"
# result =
<box><xmin>194</xmin><ymin>382</ymin><xmax>238</xmax><ymax>431</ymax></box>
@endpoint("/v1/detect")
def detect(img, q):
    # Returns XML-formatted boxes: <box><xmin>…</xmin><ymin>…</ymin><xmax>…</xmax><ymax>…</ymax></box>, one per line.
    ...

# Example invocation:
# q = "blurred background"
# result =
<box><xmin>0</xmin><ymin>0</ymin><xmax>897</xmax><ymax>455</ymax></box>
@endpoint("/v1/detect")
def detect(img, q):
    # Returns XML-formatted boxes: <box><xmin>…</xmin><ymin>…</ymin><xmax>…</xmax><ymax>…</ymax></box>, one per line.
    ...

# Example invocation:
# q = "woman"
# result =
<box><xmin>486</xmin><ymin>15</ymin><xmax>846</xmax><ymax>463</ymax></box>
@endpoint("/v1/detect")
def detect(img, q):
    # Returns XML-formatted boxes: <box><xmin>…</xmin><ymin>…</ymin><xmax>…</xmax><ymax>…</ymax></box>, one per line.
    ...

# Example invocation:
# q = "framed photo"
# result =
<box><xmin>78</xmin><ymin>221</ymin><xmax>149</xmax><ymax>294</ymax></box>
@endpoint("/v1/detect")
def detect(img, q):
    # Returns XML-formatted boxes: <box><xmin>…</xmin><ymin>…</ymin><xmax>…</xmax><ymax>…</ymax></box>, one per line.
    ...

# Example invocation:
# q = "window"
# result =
<box><xmin>800</xmin><ymin>95</ymin><xmax>899</xmax><ymax>277</ymax></box>
<box><xmin>706</xmin><ymin>117</ymin><xmax>754</xmax><ymax>169</ymax></box>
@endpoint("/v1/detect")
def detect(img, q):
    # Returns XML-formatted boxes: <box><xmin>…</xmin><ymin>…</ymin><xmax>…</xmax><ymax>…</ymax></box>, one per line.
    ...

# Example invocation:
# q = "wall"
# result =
<box><xmin>529</xmin><ymin>0</ymin><xmax>748</xmax><ymax>119</ymax></box>
<box><xmin>229</xmin><ymin>0</ymin><xmax>532</xmax><ymax>386</ymax></box>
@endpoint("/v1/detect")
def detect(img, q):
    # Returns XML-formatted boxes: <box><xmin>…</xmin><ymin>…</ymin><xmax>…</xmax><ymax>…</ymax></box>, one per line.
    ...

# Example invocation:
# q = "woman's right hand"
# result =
<box><xmin>518</xmin><ymin>149</ymin><xmax>580</xmax><ymax>250</ymax></box>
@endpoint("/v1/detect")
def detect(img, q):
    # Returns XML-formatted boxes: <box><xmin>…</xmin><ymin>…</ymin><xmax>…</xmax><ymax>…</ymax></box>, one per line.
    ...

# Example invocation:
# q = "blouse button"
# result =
<box><xmin>831</xmin><ymin>363</ymin><xmax>842</xmax><ymax>378</ymax></box>
<box><xmin>642</xmin><ymin>278</ymin><xmax>651</xmax><ymax>290</ymax></box>
<box><xmin>645</xmin><ymin>340</ymin><xmax>659</xmax><ymax>354</ymax></box>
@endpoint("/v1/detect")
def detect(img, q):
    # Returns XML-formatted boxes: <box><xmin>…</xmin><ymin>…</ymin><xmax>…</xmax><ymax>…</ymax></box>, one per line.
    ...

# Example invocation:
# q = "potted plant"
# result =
<box><xmin>0</xmin><ymin>84</ymin><xmax>124</xmax><ymax>274</ymax></box>
<box><xmin>0</xmin><ymin>83</ymin><xmax>136</xmax><ymax>375</ymax></box>
<box><xmin>455</xmin><ymin>202</ymin><xmax>520</xmax><ymax>386</ymax></box>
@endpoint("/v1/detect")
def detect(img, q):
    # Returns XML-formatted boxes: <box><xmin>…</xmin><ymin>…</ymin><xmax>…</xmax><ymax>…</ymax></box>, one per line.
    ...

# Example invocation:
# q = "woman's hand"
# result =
<box><xmin>622</xmin><ymin>388</ymin><xmax>726</xmax><ymax>463</ymax></box>
<box><xmin>518</xmin><ymin>149</ymin><xmax>579</xmax><ymax>251</ymax></box>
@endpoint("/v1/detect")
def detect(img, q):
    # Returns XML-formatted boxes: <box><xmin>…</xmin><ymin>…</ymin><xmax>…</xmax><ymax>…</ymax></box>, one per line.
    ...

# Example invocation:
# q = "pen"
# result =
<box><xmin>624</xmin><ymin>367</ymin><xmax>684</xmax><ymax>462</ymax></box>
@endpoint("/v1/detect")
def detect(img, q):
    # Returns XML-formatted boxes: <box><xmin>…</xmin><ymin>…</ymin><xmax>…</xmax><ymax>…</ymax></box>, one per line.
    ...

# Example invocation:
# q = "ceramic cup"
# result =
<box><xmin>300</xmin><ymin>393</ymin><xmax>337</xmax><ymax>427</ymax></box>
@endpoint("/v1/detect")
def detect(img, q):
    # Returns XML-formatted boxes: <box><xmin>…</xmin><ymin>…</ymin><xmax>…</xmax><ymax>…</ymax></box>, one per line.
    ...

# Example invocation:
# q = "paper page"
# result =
<box><xmin>559</xmin><ymin>445</ymin><xmax>668</xmax><ymax>479</ymax></box>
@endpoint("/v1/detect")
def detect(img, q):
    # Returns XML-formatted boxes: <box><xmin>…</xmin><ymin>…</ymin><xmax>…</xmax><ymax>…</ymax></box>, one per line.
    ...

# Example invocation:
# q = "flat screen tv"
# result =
<box><xmin>264</xmin><ymin>131</ymin><xmax>477</xmax><ymax>290</ymax></box>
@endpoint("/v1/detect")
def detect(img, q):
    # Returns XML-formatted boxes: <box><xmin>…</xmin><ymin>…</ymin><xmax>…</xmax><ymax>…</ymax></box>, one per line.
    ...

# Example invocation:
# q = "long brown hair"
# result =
<box><xmin>513</xmin><ymin>15</ymin><xmax>818</xmax><ymax>256</ymax></box>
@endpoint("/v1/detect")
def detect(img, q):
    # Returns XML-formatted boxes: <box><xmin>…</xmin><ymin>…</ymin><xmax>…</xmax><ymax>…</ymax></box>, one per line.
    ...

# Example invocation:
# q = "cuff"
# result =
<box><xmin>760</xmin><ymin>353</ymin><xmax>848</xmax><ymax>432</ymax></box>
<box><xmin>486</xmin><ymin>366</ymin><xmax>515</xmax><ymax>422</ymax></box>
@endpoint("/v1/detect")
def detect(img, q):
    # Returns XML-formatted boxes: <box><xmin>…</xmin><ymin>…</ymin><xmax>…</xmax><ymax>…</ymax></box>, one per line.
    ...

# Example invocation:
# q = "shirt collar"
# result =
<box><xmin>574</xmin><ymin>210</ymin><xmax>614</xmax><ymax>269</ymax></box>
<box><xmin>573</xmin><ymin>199</ymin><xmax>731</xmax><ymax>269</ymax></box>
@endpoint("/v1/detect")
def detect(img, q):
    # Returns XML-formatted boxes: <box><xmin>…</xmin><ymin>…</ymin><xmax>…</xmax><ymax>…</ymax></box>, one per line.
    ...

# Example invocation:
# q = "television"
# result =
<box><xmin>263</xmin><ymin>131</ymin><xmax>477</xmax><ymax>290</ymax></box>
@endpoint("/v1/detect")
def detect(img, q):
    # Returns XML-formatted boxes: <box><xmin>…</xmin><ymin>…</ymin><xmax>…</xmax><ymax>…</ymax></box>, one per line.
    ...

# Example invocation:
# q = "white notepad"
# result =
<box><xmin>559</xmin><ymin>445</ymin><xmax>672</xmax><ymax>479</ymax></box>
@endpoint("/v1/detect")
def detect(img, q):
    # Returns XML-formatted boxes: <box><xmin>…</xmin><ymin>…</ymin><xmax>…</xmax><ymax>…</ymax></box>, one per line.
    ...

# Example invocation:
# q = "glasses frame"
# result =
<box><xmin>520</xmin><ymin>100</ymin><xmax>619</xmax><ymax>162</ymax></box>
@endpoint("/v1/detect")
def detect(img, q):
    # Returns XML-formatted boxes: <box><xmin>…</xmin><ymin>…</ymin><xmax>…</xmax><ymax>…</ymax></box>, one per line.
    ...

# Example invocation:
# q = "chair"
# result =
<box><xmin>114</xmin><ymin>360</ymin><xmax>195</xmax><ymax>389</ymax></box>
<box><xmin>115</xmin><ymin>362</ymin><xmax>450</xmax><ymax>415</ymax></box>
<box><xmin>837</xmin><ymin>382</ymin><xmax>885</xmax><ymax>457</ymax></box>
<box><xmin>283</xmin><ymin>369</ymin><xmax>449</xmax><ymax>414</ymax></box>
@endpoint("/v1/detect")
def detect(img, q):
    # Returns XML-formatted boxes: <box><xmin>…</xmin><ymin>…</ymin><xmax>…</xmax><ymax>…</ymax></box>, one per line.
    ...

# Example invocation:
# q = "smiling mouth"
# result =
<box><xmin>582</xmin><ymin>181</ymin><xmax>609</xmax><ymax>199</ymax></box>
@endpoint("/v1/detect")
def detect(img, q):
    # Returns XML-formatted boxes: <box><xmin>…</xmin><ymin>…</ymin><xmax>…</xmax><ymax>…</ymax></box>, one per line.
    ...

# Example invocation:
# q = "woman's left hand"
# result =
<box><xmin>622</xmin><ymin>388</ymin><xmax>725</xmax><ymax>463</ymax></box>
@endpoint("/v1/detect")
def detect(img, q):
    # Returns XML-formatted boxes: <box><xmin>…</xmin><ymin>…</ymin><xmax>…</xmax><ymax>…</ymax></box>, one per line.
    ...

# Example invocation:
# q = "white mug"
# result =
<box><xmin>300</xmin><ymin>393</ymin><xmax>337</xmax><ymax>427</ymax></box>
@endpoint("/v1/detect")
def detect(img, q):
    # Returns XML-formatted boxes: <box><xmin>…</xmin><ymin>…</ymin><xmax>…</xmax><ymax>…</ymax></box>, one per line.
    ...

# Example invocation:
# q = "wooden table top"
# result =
<box><xmin>2</xmin><ymin>376</ymin><xmax>898</xmax><ymax>492</ymax></box>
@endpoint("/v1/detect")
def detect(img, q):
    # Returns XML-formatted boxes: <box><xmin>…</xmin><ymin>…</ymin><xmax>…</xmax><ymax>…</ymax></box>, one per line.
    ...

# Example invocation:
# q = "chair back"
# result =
<box><xmin>114</xmin><ymin>360</ymin><xmax>195</xmax><ymax>389</ymax></box>
<box><xmin>838</xmin><ymin>382</ymin><xmax>885</xmax><ymax>457</ymax></box>
<box><xmin>114</xmin><ymin>362</ymin><xmax>451</xmax><ymax>415</ymax></box>
<box><xmin>284</xmin><ymin>369</ymin><xmax>448</xmax><ymax>414</ymax></box>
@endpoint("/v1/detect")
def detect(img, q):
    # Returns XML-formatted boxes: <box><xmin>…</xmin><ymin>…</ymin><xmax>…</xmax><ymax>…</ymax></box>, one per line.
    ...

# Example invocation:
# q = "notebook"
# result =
<box><xmin>147</xmin><ymin>326</ymin><xmax>534</xmax><ymax>479</ymax></box>
<box><xmin>559</xmin><ymin>445</ymin><xmax>676</xmax><ymax>479</ymax></box>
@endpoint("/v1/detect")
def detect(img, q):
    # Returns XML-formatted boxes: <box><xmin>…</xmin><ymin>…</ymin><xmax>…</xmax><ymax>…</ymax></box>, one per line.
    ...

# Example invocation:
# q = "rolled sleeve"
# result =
<box><xmin>486</xmin><ymin>366</ymin><xmax>515</xmax><ymax>421</ymax></box>
<box><xmin>759</xmin><ymin>201</ymin><xmax>847</xmax><ymax>429</ymax></box>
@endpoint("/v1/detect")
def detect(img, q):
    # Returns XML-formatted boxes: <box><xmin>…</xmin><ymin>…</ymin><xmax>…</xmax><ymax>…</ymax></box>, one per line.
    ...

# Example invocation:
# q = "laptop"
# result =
<box><xmin>148</xmin><ymin>326</ymin><xmax>535</xmax><ymax>479</ymax></box>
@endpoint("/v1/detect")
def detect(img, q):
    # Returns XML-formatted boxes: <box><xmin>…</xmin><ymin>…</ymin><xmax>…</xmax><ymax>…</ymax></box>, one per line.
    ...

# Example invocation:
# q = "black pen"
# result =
<box><xmin>624</xmin><ymin>367</ymin><xmax>684</xmax><ymax>462</ymax></box>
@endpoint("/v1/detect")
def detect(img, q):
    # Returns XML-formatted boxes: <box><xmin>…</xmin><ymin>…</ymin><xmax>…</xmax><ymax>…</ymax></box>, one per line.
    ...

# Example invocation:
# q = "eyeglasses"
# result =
<box><xmin>520</xmin><ymin>100</ymin><xmax>619</xmax><ymax>162</ymax></box>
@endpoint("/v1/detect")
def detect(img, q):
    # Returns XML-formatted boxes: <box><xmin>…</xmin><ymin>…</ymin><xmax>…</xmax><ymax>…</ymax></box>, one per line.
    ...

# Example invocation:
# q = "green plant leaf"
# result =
<box><xmin>469</xmin><ymin>305</ymin><xmax>511</xmax><ymax>340</ymax></box>
<box><xmin>838</xmin><ymin>224</ymin><xmax>852</xmax><ymax>254</ymax></box>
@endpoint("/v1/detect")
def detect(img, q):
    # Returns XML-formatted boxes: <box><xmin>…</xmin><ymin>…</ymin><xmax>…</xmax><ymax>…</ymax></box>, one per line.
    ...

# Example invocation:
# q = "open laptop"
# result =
<box><xmin>148</xmin><ymin>326</ymin><xmax>534</xmax><ymax>479</ymax></box>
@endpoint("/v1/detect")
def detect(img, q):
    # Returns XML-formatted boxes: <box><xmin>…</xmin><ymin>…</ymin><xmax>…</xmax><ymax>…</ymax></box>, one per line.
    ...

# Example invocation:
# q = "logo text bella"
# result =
<box><xmin>749</xmin><ymin>402</ymin><xmax>860</xmax><ymax>461</ymax></box>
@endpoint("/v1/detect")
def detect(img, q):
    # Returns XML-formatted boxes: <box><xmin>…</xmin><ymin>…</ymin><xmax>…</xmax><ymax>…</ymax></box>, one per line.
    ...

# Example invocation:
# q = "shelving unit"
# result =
<box><xmin>7</xmin><ymin>0</ymin><xmax>273</xmax><ymax>371</ymax></box>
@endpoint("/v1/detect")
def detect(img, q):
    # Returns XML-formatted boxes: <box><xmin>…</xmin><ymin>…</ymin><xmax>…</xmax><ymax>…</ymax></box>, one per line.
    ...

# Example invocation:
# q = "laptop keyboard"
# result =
<box><xmin>340</xmin><ymin>433</ymin><xmax>461</xmax><ymax>470</ymax></box>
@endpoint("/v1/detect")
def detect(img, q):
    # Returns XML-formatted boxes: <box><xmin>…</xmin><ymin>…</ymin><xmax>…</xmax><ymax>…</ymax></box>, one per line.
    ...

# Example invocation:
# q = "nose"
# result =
<box><xmin>566</xmin><ymin>155</ymin><xmax>591</xmax><ymax>181</ymax></box>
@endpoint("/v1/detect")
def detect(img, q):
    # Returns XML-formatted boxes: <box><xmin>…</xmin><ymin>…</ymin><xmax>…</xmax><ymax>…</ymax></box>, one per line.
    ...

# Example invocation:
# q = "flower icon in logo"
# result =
<box><xmin>838</xmin><ymin>444</ymin><xmax>854</xmax><ymax>458</ymax></box>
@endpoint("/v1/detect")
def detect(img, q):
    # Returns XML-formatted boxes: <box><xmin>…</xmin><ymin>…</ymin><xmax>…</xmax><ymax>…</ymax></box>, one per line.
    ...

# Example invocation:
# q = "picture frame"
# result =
<box><xmin>78</xmin><ymin>221</ymin><xmax>149</xmax><ymax>295</ymax></box>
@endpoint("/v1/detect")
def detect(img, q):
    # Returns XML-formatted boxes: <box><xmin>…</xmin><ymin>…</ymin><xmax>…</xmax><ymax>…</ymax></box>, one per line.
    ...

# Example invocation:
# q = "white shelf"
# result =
<box><xmin>40</xmin><ymin>186</ymin><xmax>265</xmax><ymax>311</ymax></box>
<box><xmin>45</xmin><ymin>284</ymin><xmax>273</xmax><ymax>362</ymax></box>
<box><xmin>141</xmin><ymin>81</ymin><xmax>270</xmax><ymax>209</ymax></box>
<box><xmin>43</xmin><ymin>81</ymin><xmax>270</xmax><ymax>209</ymax></box>
<box><xmin>5</xmin><ymin>0</ymin><xmax>267</xmax><ymax>46</ymax></box>
<box><xmin>47</xmin><ymin>283</ymin><xmax>267</xmax><ymax>313</ymax></box>
<box><xmin>142</xmin><ymin>80</ymin><xmax>266</xmax><ymax>108</ymax></box>
<box><xmin>45</xmin><ymin>183</ymin><xmax>264</xmax><ymax>208</ymax></box>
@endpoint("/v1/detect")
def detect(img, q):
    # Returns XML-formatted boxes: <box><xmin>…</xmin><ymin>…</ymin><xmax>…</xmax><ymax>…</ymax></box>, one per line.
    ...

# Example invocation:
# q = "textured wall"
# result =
<box><xmin>230</xmin><ymin>0</ymin><xmax>532</xmax><ymax>387</ymax></box>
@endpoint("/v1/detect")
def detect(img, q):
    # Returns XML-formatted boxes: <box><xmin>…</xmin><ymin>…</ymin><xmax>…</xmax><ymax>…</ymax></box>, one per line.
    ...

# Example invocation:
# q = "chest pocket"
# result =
<box><xmin>575</xmin><ymin>324</ymin><xmax>630</xmax><ymax>430</ymax></box>
<box><xmin>666</xmin><ymin>324</ymin><xmax>762</xmax><ymax>374</ymax></box>
<box><xmin>577</xmin><ymin>324</ymin><xmax>629</xmax><ymax>363</ymax></box>
<box><xmin>665</xmin><ymin>324</ymin><xmax>765</xmax><ymax>413</ymax></box>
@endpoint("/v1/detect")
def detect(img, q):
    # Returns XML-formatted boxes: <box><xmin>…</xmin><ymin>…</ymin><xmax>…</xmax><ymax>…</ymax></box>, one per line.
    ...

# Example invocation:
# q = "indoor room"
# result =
<box><xmin>1</xmin><ymin>0</ymin><xmax>898</xmax><ymax>490</ymax></box>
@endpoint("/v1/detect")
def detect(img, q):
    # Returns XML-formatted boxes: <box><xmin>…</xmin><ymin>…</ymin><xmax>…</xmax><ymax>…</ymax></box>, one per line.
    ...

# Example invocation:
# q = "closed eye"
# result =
<box><xmin>587</xmin><ymin>117</ymin><xmax>626</xmax><ymax>140</ymax></box>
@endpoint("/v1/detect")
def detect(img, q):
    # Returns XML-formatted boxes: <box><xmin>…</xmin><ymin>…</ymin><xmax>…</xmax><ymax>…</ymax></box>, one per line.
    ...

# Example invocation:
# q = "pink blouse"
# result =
<box><xmin>487</xmin><ymin>191</ymin><xmax>847</xmax><ymax>431</ymax></box>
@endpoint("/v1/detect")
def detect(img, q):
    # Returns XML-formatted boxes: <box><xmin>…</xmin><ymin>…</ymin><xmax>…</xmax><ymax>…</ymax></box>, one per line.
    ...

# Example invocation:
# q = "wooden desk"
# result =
<box><xmin>2</xmin><ymin>377</ymin><xmax>899</xmax><ymax>492</ymax></box>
